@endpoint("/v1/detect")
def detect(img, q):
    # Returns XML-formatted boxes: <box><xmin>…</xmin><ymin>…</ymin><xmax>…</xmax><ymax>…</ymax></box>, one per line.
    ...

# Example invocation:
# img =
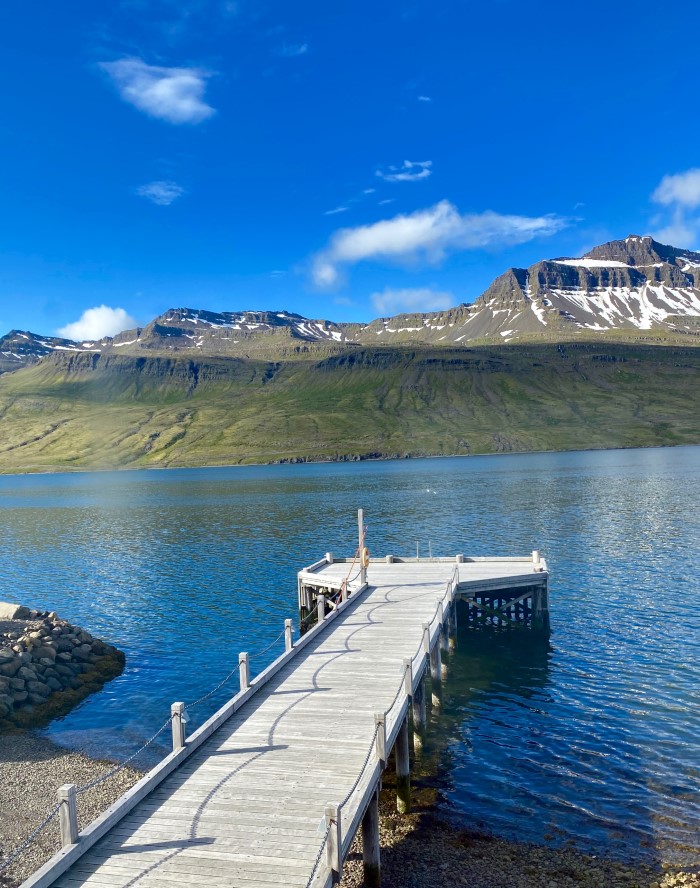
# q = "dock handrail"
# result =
<box><xmin>304</xmin><ymin>561</ymin><xmax>459</xmax><ymax>888</ymax></box>
<box><xmin>14</xmin><ymin>560</ymin><xmax>376</xmax><ymax>888</ymax></box>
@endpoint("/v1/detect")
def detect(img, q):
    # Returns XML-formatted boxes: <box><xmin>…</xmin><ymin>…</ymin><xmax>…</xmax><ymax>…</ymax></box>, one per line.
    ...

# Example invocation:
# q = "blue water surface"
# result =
<box><xmin>0</xmin><ymin>446</ymin><xmax>698</xmax><ymax>864</ymax></box>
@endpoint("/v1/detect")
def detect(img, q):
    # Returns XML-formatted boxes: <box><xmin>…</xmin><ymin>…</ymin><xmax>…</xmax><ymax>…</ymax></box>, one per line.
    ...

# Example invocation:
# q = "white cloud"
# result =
<box><xmin>651</xmin><ymin>169</ymin><xmax>700</xmax><ymax>248</ymax></box>
<box><xmin>136</xmin><ymin>180</ymin><xmax>185</xmax><ymax>205</ymax></box>
<box><xmin>363</xmin><ymin>188</ymin><xmax>376</xmax><ymax>195</ymax></box>
<box><xmin>311</xmin><ymin>199</ymin><xmax>566</xmax><ymax>287</ymax></box>
<box><xmin>418</xmin><ymin>95</ymin><xmax>432</xmax><ymax>102</ymax></box>
<box><xmin>57</xmin><ymin>306</ymin><xmax>136</xmax><ymax>341</ymax></box>
<box><xmin>371</xmin><ymin>287</ymin><xmax>453</xmax><ymax>315</ymax></box>
<box><xmin>652</xmin><ymin>169</ymin><xmax>700</xmax><ymax>208</ymax></box>
<box><xmin>377</xmin><ymin>159</ymin><xmax>432</xmax><ymax>183</ymax></box>
<box><xmin>324</xmin><ymin>205</ymin><xmax>349</xmax><ymax>216</ymax></box>
<box><xmin>277</xmin><ymin>42</ymin><xmax>308</xmax><ymax>57</ymax></box>
<box><xmin>99</xmin><ymin>58</ymin><xmax>215</xmax><ymax>124</ymax></box>
<box><xmin>378</xmin><ymin>198</ymin><xmax>395</xmax><ymax>206</ymax></box>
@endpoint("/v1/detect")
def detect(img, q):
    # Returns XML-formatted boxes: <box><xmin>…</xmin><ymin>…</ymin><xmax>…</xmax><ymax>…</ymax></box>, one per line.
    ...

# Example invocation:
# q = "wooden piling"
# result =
<box><xmin>395</xmin><ymin>715</ymin><xmax>411</xmax><ymax>813</ymax></box>
<box><xmin>412</xmin><ymin>673</ymin><xmax>426</xmax><ymax>753</ymax></box>
<box><xmin>430</xmin><ymin>641</ymin><xmax>442</xmax><ymax>707</ymax></box>
<box><xmin>362</xmin><ymin>786</ymin><xmax>381</xmax><ymax>888</ymax></box>
<box><xmin>284</xmin><ymin>619</ymin><xmax>293</xmax><ymax>652</ymax></box>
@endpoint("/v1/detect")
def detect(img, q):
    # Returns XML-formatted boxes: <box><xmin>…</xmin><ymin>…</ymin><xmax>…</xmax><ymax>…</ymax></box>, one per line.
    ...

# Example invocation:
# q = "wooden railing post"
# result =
<box><xmin>325</xmin><ymin>803</ymin><xmax>342</xmax><ymax>883</ymax></box>
<box><xmin>171</xmin><ymin>702</ymin><xmax>185</xmax><ymax>752</ymax></box>
<box><xmin>57</xmin><ymin>784</ymin><xmax>79</xmax><ymax>847</ymax></box>
<box><xmin>422</xmin><ymin>622</ymin><xmax>430</xmax><ymax>655</ymax></box>
<box><xmin>317</xmin><ymin>592</ymin><xmax>326</xmax><ymax>622</ymax></box>
<box><xmin>284</xmin><ymin>619</ymin><xmax>293</xmax><ymax>652</ymax></box>
<box><xmin>375</xmin><ymin>713</ymin><xmax>386</xmax><ymax>767</ymax></box>
<box><xmin>403</xmin><ymin>659</ymin><xmax>413</xmax><ymax>699</ymax></box>
<box><xmin>239</xmin><ymin>652</ymin><xmax>249</xmax><ymax>691</ymax></box>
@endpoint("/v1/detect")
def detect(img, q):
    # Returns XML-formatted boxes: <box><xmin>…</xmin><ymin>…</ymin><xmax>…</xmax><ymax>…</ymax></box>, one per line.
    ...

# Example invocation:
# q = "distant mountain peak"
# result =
<box><xmin>2</xmin><ymin>234</ymin><xmax>700</xmax><ymax>377</ymax></box>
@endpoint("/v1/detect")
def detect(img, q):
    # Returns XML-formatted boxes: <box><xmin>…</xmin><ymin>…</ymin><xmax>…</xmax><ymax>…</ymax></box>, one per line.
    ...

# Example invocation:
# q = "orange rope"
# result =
<box><xmin>338</xmin><ymin>527</ymin><xmax>367</xmax><ymax>602</ymax></box>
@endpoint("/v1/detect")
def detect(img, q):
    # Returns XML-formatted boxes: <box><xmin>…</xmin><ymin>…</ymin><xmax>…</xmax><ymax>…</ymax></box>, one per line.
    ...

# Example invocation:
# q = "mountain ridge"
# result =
<box><xmin>2</xmin><ymin>234</ymin><xmax>700</xmax><ymax>377</ymax></box>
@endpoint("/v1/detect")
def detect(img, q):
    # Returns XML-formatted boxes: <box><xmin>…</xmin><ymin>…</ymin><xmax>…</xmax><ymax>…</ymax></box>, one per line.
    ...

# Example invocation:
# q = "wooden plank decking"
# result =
<box><xmin>23</xmin><ymin>554</ymin><xmax>548</xmax><ymax>888</ymax></box>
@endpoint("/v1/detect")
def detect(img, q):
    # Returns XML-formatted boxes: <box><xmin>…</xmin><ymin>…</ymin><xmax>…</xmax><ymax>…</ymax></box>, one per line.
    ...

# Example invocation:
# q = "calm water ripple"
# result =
<box><xmin>0</xmin><ymin>446</ymin><xmax>699</xmax><ymax>864</ymax></box>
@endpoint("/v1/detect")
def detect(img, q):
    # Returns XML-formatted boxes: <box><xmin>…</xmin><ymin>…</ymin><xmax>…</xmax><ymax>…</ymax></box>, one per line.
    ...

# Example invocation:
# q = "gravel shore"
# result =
<box><xmin>1</xmin><ymin>731</ymin><xmax>698</xmax><ymax>888</ymax></box>
<box><xmin>0</xmin><ymin>731</ymin><xmax>142</xmax><ymax>888</ymax></box>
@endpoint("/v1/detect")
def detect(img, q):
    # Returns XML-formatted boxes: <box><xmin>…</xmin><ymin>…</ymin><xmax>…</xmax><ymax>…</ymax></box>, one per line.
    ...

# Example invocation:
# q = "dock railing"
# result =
<box><xmin>12</xmin><ymin>559</ymin><xmax>375</xmax><ymax>888</ymax></box>
<box><xmin>304</xmin><ymin>561</ymin><xmax>460</xmax><ymax>888</ymax></box>
<box><xmin>8</xmin><ymin>547</ymin><xmax>546</xmax><ymax>888</ymax></box>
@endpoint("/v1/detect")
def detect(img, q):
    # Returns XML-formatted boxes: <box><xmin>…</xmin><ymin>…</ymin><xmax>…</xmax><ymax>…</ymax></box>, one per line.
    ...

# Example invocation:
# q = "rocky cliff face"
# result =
<box><xmin>344</xmin><ymin>235</ymin><xmax>700</xmax><ymax>345</ymax></box>
<box><xmin>0</xmin><ymin>330</ymin><xmax>102</xmax><ymax>374</ymax></box>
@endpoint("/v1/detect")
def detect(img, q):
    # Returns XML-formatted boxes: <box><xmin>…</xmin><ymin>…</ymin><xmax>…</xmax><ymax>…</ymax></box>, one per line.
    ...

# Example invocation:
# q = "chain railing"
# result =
<box><xmin>4</xmin><ymin>549</ymin><xmax>461</xmax><ymax>888</ymax></box>
<box><xmin>303</xmin><ymin>564</ymin><xmax>458</xmax><ymax>887</ymax></box>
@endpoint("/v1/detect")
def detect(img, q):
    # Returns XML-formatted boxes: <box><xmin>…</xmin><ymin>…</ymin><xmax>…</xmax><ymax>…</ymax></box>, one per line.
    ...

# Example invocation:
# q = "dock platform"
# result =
<box><xmin>20</xmin><ymin>518</ymin><xmax>549</xmax><ymax>888</ymax></box>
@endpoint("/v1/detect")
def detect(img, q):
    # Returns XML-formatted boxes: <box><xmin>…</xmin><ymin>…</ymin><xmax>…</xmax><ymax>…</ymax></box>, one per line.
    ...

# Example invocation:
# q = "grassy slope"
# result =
<box><xmin>0</xmin><ymin>343</ymin><xmax>699</xmax><ymax>473</ymax></box>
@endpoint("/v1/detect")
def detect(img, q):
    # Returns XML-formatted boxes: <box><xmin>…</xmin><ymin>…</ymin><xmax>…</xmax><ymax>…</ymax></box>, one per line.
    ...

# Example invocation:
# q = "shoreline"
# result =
<box><xmin>0</xmin><ymin>441</ymin><xmax>698</xmax><ymax>480</ymax></box>
<box><xmin>1</xmin><ymin>730</ymin><xmax>698</xmax><ymax>888</ymax></box>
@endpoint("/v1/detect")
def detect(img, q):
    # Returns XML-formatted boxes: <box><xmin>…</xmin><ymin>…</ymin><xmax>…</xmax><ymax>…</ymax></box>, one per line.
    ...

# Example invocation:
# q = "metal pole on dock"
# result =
<box><xmin>358</xmin><ymin>508</ymin><xmax>367</xmax><ymax>585</ymax></box>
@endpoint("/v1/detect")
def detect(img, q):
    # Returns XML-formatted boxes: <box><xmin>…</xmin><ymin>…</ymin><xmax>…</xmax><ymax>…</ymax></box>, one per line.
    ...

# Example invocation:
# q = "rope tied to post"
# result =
<box><xmin>337</xmin><ymin>527</ymin><xmax>368</xmax><ymax>603</ymax></box>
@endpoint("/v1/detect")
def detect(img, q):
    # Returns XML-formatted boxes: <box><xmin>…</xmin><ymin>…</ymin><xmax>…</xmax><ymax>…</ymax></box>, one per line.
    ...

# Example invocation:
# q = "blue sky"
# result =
<box><xmin>2</xmin><ymin>0</ymin><xmax>700</xmax><ymax>340</ymax></box>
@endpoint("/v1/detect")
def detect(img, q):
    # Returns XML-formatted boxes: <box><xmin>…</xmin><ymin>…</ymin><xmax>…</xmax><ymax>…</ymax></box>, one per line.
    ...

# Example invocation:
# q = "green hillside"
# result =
<box><xmin>0</xmin><ymin>342</ymin><xmax>699</xmax><ymax>474</ymax></box>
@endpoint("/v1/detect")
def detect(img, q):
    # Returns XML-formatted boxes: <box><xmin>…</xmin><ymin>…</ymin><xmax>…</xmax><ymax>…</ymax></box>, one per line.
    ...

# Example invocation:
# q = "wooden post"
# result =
<box><xmin>412</xmin><ymin>672</ymin><xmax>426</xmax><ymax>753</ymax></box>
<box><xmin>239</xmin><ymin>652</ymin><xmax>249</xmax><ymax>691</ymax></box>
<box><xmin>57</xmin><ymin>784</ymin><xmax>79</xmax><ymax>847</ymax></box>
<box><xmin>284</xmin><ymin>619</ymin><xmax>293</xmax><ymax>652</ymax></box>
<box><xmin>542</xmin><ymin>580</ymin><xmax>551</xmax><ymax>630</ymax></box>
<box><xmin>395</xmin><ymin>714</ymin><xmax>411</xmax><ymax>813</ymax></box>
<box><xmin>325</xmin><ymin>803</ymin><xmax>342</xmax><ymax>883</ymax></box>
<box><xmin>456</xmin><ymin>553</ymin><xmax>464</xmax><ymax>563</ymax></box>
<box><xmin>448</xmin><ymin>599</ymin><xmax>457</xmax><ymax>651</ymax></box>
<box><xmin>403</xmin><ymin>658</ymin><xmax>413</xmax><ymax>700</ymax></box>
<box><xmin>326</xmin><ymin>551</ymin><xmax>334</xmax><ymax>564</ymax></box>
<box><xmin>375</xmin><ymin>713</ymin><xmax>386</xmax><ymax>766</ymax></box>
<box><xmin>422</xmin><ymin>622</ymin><xmax>430</xmax><ymax>656</ymax></box>
<box><xmin>430</xmin><ymin>641</ymin><xmax>442</xmax><ymax>708</ymax></box>
<box><xmin>362</xmin><ymin>785</ymin><xmax>381</xmax><ymax>888</ymax></box>
<box><xmin>532</xmin><ymin>549</ymin><xmax>541</xmax><ymax>569</ymax></box>
<box><xmin>439</xmin><ymin>609</ymin><xmax>449</xmax><ymax>653</ymax></box>
<box><xmin>171</xmin><ymin>702</ymin><xmax>185</xmax><ymax>751</ymax></box>
<box><xmin>317</xmin><ymin>592</ymin><xmax>326</xmax><ymax>622</ymax></box>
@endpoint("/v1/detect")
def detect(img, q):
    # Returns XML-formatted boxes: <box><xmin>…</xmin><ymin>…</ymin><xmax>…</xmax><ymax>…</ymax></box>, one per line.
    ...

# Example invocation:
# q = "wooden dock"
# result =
<box><xmin>21</xmin><ymin>516</ymin><xmax>549</xmax><ymax>888</ymax></box>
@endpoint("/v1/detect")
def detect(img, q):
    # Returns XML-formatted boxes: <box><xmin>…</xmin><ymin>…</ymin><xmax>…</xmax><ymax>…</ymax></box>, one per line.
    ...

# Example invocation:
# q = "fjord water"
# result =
<box><xmin>1</xmin><ymin>447</ymin><xmax>699</xmax><ymax>864</ymax></box>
